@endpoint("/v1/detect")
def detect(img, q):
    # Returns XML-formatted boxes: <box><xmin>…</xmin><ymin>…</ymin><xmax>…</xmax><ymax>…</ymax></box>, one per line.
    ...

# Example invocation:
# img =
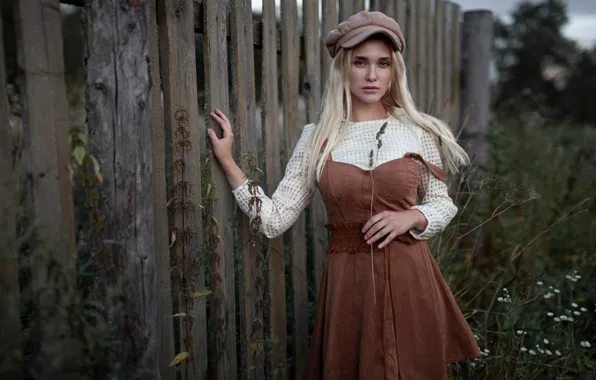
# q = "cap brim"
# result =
<box><xmin>340</xmin><ymin>26</ymin><xmax>400</xmax><ymax>52</ymax></box>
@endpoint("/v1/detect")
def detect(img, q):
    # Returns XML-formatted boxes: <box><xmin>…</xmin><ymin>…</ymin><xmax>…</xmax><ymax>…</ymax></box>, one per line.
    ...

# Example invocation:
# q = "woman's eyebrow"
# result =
<box><xmin>353</xmin><ymin>55</ymin><xmax>392</xmax><ymax>60</ymax></box>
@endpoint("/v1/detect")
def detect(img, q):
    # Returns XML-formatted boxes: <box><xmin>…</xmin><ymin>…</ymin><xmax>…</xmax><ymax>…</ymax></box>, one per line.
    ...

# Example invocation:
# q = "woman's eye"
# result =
<box><xmin>379</xmin><ymin>61</ymin><xmax>390</xmax><ymax>68</ymax></box>
<box><xmin>354</xmin><ymin>60</ymin><xmax>365</xmax><ymax>67</ymax></box>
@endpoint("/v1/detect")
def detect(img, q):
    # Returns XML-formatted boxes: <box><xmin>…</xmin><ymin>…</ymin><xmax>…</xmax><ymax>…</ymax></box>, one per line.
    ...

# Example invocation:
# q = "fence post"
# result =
<box><xmin>261</xmin><ymin>0</ymin><xmax>287</xmax><ymax>377</ymax></box>
<box><xmin>157</xmin><ymin>0</ymin><xmax>208</xmax><ymax>378</ymax></box>
<box><xmin>461</xmin><ymin>10</ymin><xmax>494</xmax><ymax>165</ymax></box>
<box><xmin>84</xmin><ymin>1</ymin><xmax>157</xmax><ymax>378</ymax></box>
<box><xmin>148</xmin><ymin>1</ymin><xmax>176</xmax><ymax>379</ymax></box>
<box><xmin>0</xmin><ymin>4</ymin><xmax>22</xmax><ymax>377</ymax></box>
<box><xmin>435</xmin><ymin>0</ymin><xmax>445</xmax><ymax>117</ymax></box>
<box><xmin>230</xmin><ymin>0</ymin><xmax>264</xmax><ymax>378</ymax></box>
<box><xmin>16</xmin><ymin>0</ymin><xmax>79</xmax><ymax>376</ymax></box>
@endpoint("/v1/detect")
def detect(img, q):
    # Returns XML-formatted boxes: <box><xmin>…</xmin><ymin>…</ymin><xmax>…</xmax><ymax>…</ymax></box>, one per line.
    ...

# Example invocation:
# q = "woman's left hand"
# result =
<box><xmin>362</xmin><ymin>210</ymin><xmax>426</xmax><ymax>248</ymax></box>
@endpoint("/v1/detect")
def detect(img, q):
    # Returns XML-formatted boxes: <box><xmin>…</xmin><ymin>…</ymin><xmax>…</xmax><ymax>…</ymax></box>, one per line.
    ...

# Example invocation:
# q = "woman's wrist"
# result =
<box><xmin>219</xmin><ymin>158</ymin><xmax>248</xmax><ymax>190</ymax></box>
<box><xmin>408</xmin><ymin>209</ymin><xmax>428</xmax><ymax>231</ymax></box>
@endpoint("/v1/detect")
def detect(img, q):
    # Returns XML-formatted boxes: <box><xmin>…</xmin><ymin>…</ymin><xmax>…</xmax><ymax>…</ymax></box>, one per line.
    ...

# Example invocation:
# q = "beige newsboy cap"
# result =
<box><xmin>325</xmin><ymin>11</ymin><xmax>406</xmax><ymax>58</ymax></box>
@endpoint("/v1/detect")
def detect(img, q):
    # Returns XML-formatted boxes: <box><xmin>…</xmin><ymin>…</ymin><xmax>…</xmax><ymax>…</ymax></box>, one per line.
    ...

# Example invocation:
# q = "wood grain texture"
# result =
<box><xmin>157</xmin><ymin>0</ymin><xmax>207</xmax><ymax>378</ymax></box>
<box><xmin>416</xmin><ymin>0</ymin><xmax>426</xmax><ymax>108</ymax></box>
<box><xmin>444</xmin><ymin>1</ymin><xmax>455</xmax><ymax>129</ymax></box>
<box><xmin>406</xmin><ymin>0</ymin><xmax>418</xmax><ymax>100</ymax></box>
<box><xmin>451</xmin><ymin>3</ymin><xmax>462</xmax><ymax>130</ymax></box>
<box><xmin>321</xmin><ymin>0</ymin><xmax>338</xmax><ymax>87</ymax></box>
<box><xmin>0</xmin><ymin>3</ymin><xmax>22</xmax><ymax>377</ymax></box>
<box><xmin>304</xmin><ymin>0</ymin><xmax>328</xmax><ymax>306</ymax></box>
<box><xmin>84</xmin><ymin>0</ymin><xmax>157</xmax><ymax>377</ymax></box>
<box><xmin>148</xmin><ymin>2</ymin><xmax>176</xmax><ymax>379</ymax></box>
<box><xmin>229</xmin><ymin>0</ymin><xmax>264</xmax><ymax>378</ymax></box>
<box><xmin>435</xmin><ymin>0</ymin><xmax>446</xmax><ymax>117</ymax></box>
<box><xmin>396</xmin><ymin>0</ymin><xmax>407</xmax><ymax>38</ymax></box>
<box><xmin>281</xmin><ymin>0</ymin><xmax>309</xmax><ymax>377</ymax></box>
<box><xmin>261</xmin><ymin>1</ymin><xmax>287</xmax><ymax>378</ymax></box>
<box><xmin>425</xmin><ymin>0</ymin><xmax>434</xmax><ymax>113</ymax></box>
<box><xmin>204</xmin><ymin>1</ymin><xmax>237</xmax><ymax>379</ymax></box>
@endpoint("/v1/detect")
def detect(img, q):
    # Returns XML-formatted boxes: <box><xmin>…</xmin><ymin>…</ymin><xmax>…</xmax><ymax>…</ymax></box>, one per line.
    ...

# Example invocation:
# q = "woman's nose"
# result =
<box><xmin>367</xmin><ymin>66</ymin><xmax>377</xmax><ymax>81</ymax></box>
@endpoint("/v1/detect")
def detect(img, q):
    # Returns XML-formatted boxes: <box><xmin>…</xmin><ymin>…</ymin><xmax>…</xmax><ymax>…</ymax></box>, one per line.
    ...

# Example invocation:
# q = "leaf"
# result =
<box><xmin>73</xmin><ymin>146</ymin><xmax>86</xmax><ymax>166</ymax></box>
<box><xmin>172</xmin><ymin>313</ymin><xmax>187</xmax><ymax>318</ymax></box>
<box><xmin>206</xmin><ymin>183</ymin><xmax>212</xmax><ymax>196</ymax></box>
<box><xmin>169</xmin><ymin>230</ymin><xmax>177</xmax><ymax>248</ymax></box>
<box><xmin>166</xmin><ymin>197</ymin><xmax>178</xmax><ymax>208</ymax></box>
<box><xmin>168</xmin><ymin>352</ymin><xmax>189</xmax><ymax>367</ymax></box>
<box><xmin>90</xmin><ymin>156</ymin><xmax>103</xmax><ymax>184</ymax></box>
<box><xmin>191</xmin><ymin>289</ymin><xmax>212</xmax><ymax>299</ymax></box>
<box><xmin>78</xmin><ymin>132</ymin><xmax>89</xmax><ymax>146</ymax></box>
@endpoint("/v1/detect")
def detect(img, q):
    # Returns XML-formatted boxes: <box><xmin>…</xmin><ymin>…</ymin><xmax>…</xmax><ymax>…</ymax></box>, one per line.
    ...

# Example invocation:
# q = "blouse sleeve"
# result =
<box><xmin>408</xmin><ymin>128</ymin><xmax>458</xmax><ymax>240</ymax></box>
<box><xmin>231</xmin><ymin>123</ymin><xmax>316</xmax><ymax>239</ymax></box>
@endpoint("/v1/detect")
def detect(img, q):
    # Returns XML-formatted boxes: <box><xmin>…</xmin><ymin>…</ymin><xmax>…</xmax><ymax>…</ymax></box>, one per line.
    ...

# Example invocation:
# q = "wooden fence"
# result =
<box><xmin>0</xmin><ymin>0</ymin><xmax>491</xmax><ymax>379</ymax></box>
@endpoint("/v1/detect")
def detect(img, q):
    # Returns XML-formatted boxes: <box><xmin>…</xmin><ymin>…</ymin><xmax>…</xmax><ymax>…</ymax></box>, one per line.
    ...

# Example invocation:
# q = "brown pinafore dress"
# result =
<box><xmin>304</xmin><ymin>152</ymin><xmax>480</xmax><ymax>380</ymax></box>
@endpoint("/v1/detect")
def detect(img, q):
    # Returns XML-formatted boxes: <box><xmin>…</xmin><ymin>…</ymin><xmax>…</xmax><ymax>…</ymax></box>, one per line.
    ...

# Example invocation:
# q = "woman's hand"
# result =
<box><xmin>362</xmin><ymin>209</ymin><xmax>427</xmax><ymax>248</ymax></box>
<box><xmin>208</xmin><ymin>109</ymin><xmax>234</xmax><ymax>166</ymax></box>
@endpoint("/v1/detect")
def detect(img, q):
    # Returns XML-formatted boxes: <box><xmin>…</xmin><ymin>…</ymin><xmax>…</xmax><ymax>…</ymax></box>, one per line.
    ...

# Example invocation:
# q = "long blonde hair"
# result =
<box><xmin>303</xmin><ymin>40</ymin><xmax>470</xmax><ymax>184</ymax></box>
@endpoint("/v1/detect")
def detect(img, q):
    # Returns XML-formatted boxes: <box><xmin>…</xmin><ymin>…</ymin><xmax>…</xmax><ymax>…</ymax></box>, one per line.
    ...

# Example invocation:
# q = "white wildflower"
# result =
<box><xmin>572</xmin><ymin>303</ymin><xmax>579</xmax><ymax>308</ymax></box>
<box><xmin>543</xmin><ymin>339</ymin><xmax>549</xmax><ymax>344</ymax></box>
<box><xmin>517</xmin><ymin>330</ymin><xmax>524</xmax><ymax>335</ymax></box>
<box><xmin>554</xmin><ymin>289</ymin><xmax>561</xmax><ymax>294</ymax></box>
<box><xmin>575</xmin><ymin>275</ymin><xmax>582</xmax><ymax>279</ymax></box>
<box><xmin>498</xmin><ymin>297</ymin><xmax>504</xmax><ymax>302</ymax></box>
<box><xmin>555</xmin><ymin>350</ymin><xmax>561</xmax><ymax>356</ymax></box>
<box><xmin>521</xmin><ymin>347</ymin><xmax>528</xmax><ymax>352</ymax></box>
<box><xmin>560</xmin><ymin>315</ymin><xmax>568</xmax><ymax>321</ymax></box>
<box><xmin>580</xmin><ymin>307</ymin><xmax>587</xmax><ymax>312</ymax></box>
<box><xmin>529</xmin><ymin>349</ymin><xmax>536</xmax><ymax>355</ymax></box>
<box><xmin>547</xmin><ymin>312</ymin><xmax>554</xmax><ymax>317</ymax></box>
<box><xmin>574</xmin><ymin>311</ymin><xmax>581</xmax><ymax>316</ymax></box>
<box><xmin>545</xmin><ymin>349</ymin><xmax>552</xmax><ymax>355</ymax></box>
<box><xmin>536</xmin><ymin>281</ymin><xmax>544</xmax><ymax>285</ymax></box>
<box><xmin>580</xmin><ymin>341</ymin><xmax>591</xmax><ymax>348</ymax></box>
<box><xmin>554</xmin><ymin>317</ymin><xmax>561</xmax><ymax>322</ymax></box>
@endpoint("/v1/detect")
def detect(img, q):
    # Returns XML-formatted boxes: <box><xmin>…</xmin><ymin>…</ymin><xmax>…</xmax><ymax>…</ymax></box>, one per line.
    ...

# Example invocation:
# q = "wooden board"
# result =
<box><xmin>435</xmin><ymin>0</ymin><xmax>446</xmax><ymax>117</ymax></box>
<box><xmin>406</xmin><ymin>0</ymin><xmax>418</xmax><ymax>100</ymax></box>
<box><xmin>203</xmin><ymin>1</ymin><xmax>238</xmax><ymax>379</ymax></box>
<box><xmin>261</xmin><ymin>0</ymin><xmax>287</xmax><ymax>378</ymax></box>
<box><xmin>451</xmin><ymin>3</ymin><xmax>462</xmax><ymax>129</ymax></box>
<box><xmin>148</xmin><ymin>2</ymin><xmax>175</xmax><ymax>379</ymax></box>
<box><xmin>0</xmin><ymin>3</ymin><xmax>22</xmax><ymax>377</ymax></box>
<box><xmin>84</xmin><ymin>1</ymin><xmax>157</xmax><ymax>378</ymax></box>
<box><xmin>281</xmin><ymin>0</ymin><xmax>308</xmax><ymax>377</ymax></box>
<box><xmin>157</xmin><ymin>0</ymin><xmax>207</xmax><ymax>378</ymax></box>
<box><xmin>229</xmin><ymin>0</ymin><xmax>264</xmax><ymax>378</ymax></box>
<box><xmin>321</xmin><ymin>0</ymin><xmax>339</xmax><ymax>86</ymax></box>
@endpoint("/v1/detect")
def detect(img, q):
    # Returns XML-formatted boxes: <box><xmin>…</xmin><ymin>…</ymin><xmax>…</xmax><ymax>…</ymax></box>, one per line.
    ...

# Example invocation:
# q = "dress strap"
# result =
<box><xmin>403</xmin><ymin>152</ymin><xmax>447</xmax><ymax>182</ymax></box>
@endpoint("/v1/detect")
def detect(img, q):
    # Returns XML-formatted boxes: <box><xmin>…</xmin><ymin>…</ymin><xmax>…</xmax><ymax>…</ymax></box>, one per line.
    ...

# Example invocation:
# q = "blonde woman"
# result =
<box><xmin>209</xmin><ymin>11</ymin><xmax>480</xmax><ymax>380</ymax></box>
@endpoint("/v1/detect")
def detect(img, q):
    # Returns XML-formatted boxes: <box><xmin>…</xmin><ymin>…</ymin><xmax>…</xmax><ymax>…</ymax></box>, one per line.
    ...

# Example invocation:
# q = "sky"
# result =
<box><xmin>251</xmin><ymin>0</ymin><xmax>596</xmax><ymax>48</ymax></box>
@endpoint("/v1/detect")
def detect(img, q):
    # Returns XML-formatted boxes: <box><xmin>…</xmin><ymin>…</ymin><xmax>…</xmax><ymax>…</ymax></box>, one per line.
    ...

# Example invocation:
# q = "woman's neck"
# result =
<box><xmin>350</xmin><ymin>102</ymin><xmax>388</xmax><ymax>122</ymax></box>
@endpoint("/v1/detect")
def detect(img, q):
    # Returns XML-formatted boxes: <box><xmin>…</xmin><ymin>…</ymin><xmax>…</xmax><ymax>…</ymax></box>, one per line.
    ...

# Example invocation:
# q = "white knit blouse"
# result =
<box><xmin>231</xmin><ymin>109</ymin><xmax>458</xmax><ymax>240</ymax></box>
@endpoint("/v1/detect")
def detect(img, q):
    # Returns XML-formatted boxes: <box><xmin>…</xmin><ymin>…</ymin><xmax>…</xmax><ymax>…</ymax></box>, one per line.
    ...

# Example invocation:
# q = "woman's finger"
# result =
<box><xmin>362</xmin><ymin>211</ymin><xmax>387</xmax><ymax>233</ymax></box>
<box><xmin>207</xmin><ymin>128</ymin><xmax>219</xmax><ymax>143</ymax></box>
<box><xmin>378</xmin><ymin>231</ymin><xmax>398</xmax><ymax>249</ymax></box>
<box><xmin>363</xmin><ymin>219</ymin><xmax>386</xmax><ymax>240</ymax></box>
<box><xmin>210</xmin><ymin>112</ymin><xmax>224</xmax><ymax>125</ymax></box>
<box><xmin>367</xmin><ymin>225</ymin><xmax>392</xmax><ymax>245</ymax></box>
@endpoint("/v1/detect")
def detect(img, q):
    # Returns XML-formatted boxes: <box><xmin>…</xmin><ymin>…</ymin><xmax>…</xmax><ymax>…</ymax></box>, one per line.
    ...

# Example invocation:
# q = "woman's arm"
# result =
<box><xmin>209</xmin><ymin>110</ymin><xmax>316</xmax><ymax>239</ymax></box>
<box><xmin>408</xmin><ymin>129</ymin><xmax>458</xmax><ymax>240</ymax></box>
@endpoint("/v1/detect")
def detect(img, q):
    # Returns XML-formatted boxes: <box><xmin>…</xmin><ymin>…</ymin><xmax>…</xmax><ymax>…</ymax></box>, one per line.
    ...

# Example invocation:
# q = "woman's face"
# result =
<box><xmin>348</xmin><ymin>38</ymin><xmax>393</xmax><ymax>106</ymax></box>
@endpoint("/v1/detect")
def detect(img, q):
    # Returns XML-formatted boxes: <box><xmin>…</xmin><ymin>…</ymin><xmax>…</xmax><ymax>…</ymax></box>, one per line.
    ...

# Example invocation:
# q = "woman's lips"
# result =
<box><xmin>362</xmin><ymin>87</ymin><xmax>379</xmax><ymax>94</ymax></box>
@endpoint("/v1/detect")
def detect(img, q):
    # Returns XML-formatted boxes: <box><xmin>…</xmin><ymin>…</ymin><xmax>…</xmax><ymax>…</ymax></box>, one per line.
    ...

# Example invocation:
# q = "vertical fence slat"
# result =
<box><xmin>0</xmin><ymin>4</ymin><xmax>22</xmax><ymax>377</ymax></box>
<box><xmin>451</xmin><ymin>3</ymin><xmax>462</xmax><ymax>129</ymax></box>
<box><xmin>261</xmin><ymin>0</ymin><xmax>287</xmax><ymax>377</ymax></box>
<box><xmin>371</xmin><ymin>0</ymin><xmax>395</xmax><ymax>18</ymax></box>
<box><xmin>435</xmin><ymin>0</ymin><xmax>445</xmax><ymax>117</ymax></box>
<box><xmin>281</xmin><ymin>0</ymin><xmax>308</xmax><ymax>377</ymax></box>
<box><xmin>396</xmin><ymin>0</ymin><xmax>407</xmax><ymax>43</ymax></box>
<box><xmin>85</xmin><ymin>2</ymin><xmax>157</xmax><ymax>378</ymax></box>
<box><xmin>444</xmin><ymin>1</ymin><xmax>455</xmax><ymax>128</ymax></box>
<box><xmin>157</xmin><ymin>0</ymin><xmax>207</xmax><ymax>378</ymax></box>
<box><xmin>340</xmin><ymin>0</ymin><xmax>364</xmax><ymax>22</ymax></box>
<box><xmin>321</xmin><ymin>0</ymin><xmax>339</xmax><ymax>86</ymax></box>
<box><xmin>148</xmin><ymin>1</ymin><xmax>175</xmax><ymax>379</ymax></box>
<box><xmin>304</xmin><ymin>0</ymin><xmax>327</xmax><ymax>318</ymax></box>
<box><xmin>230</xmin><ymin>0</ymin><xmax>264</xmax><ymax>378</ymax></box>
<box><xmin>416</xmin><ymin>0</ymin><xmax>427</xmax><ymax>109</ymax></box>
<box><xmin>426</xmin><ymin>0</ymin><xmax>435</xmax><ymax>113</ymax></box>
<box><xmin>406</xmin><ymin>0</ymin><xmax>418</xmax><ymax>101</ymax></box>
<box><xmin>204</xmin><ymin>1</ymin><xmax>237</xmax><ymax>379</ymax></box>
<box><xmin>17</xmin><ymin>0</ymin><xmax>78</xmax><ymax>376</ymax></box>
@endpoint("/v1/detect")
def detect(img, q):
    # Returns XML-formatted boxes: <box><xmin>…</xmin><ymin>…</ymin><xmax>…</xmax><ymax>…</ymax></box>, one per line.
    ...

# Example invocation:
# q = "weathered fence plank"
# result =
<box><xmin>304</xmin><ymin>0</ymin><xmax>328</xmax><ymax>305</ymax></box>
<box><xmin>321</xmin><ymin>0</ymin><xmax>339</xmax><ymax>86</ymax></box>
<box><xmin>204</xmin><ymin>1</ymin><xmax>238</xmax><ymax>379</ymax></box>
<box><xmin>435</xmin><ymin>0</ymin><xmax>446</xmax><ymax>116</ymax></box>
<box><xmin>84</xmin><ymin>1</ymin><xmax>157</xmax><ymax>378</ymax></box>
<box><xmin>280</xmin><ymin>0</ymin><xmax>309</xmax><ymax>377</ymax></box>
<box><xmin>371</xmin><ymin>0</ymin><xmax>395</xmax><ymax>19</ymax></box>
<box><xmin>444</xmin><ymin>1</ymin><xmax>455</xmax><ymax>127</ymax></box>
<box><xmin>425</xmin><ymin>0</ymin><xmax>435</xmax><ymax>113</ymax></box>
<box><xmin>340</xmin><ymin>0</ymin><xmax>365</xmax><ymax>22</ymax></box>
<box><xmin>461</xmin><ymin>10</ymin><xmax>494</xmax><ymax>165</ymax></box>
<box><xmin>16</xmin><ymin>0</ymin><xmax>79</xmax><ymax>376</ymax></box>
<box><xmin>0</xmin><ymin>4</ymin><xmax>22</xmax><ymax>377</ymax></box>
<box><xmin>157</xmin><ymin>0</ymin><xmax>208</xmax><ymax>378</ymax></box>
<box><xmin>148</xmin><ymin>2</ymin><xmax>175</xmax><ymax>379</ymax></box>
<box><xmin>261</xmin><ymin>0</ymin><xmax>287</xmax><ymax>377</ymax></box>
<box><xmin>451</xmin><ymin>3</ymin><xmax>463</xmax><ymax>129</ymax></box>
<box><xmin>396</xmin><ymin>0</ymin><xmax>407</xmax><ymax>40</ymax></box>
<box><xmin>406</xmin><ymin>0</ymin><xmax>418</xmax><ymax>100</ymax></box>
<box><xmin>416</xmin><ymin>0</ymin><xmax>427</xmax><ymax>108</ymax></box>
<box><xmin>229</xmin><ymin>0</ymin><xmax>265</xmax><ymax>378</ymax></box>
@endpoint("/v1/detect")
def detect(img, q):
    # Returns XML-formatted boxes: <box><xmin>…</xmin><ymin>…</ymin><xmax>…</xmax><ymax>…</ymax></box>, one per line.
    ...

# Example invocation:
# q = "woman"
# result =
<box><xmin>208</xmin><ymin>10</ymin><xmax>480</xmax><ymax>380</ymax></box>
